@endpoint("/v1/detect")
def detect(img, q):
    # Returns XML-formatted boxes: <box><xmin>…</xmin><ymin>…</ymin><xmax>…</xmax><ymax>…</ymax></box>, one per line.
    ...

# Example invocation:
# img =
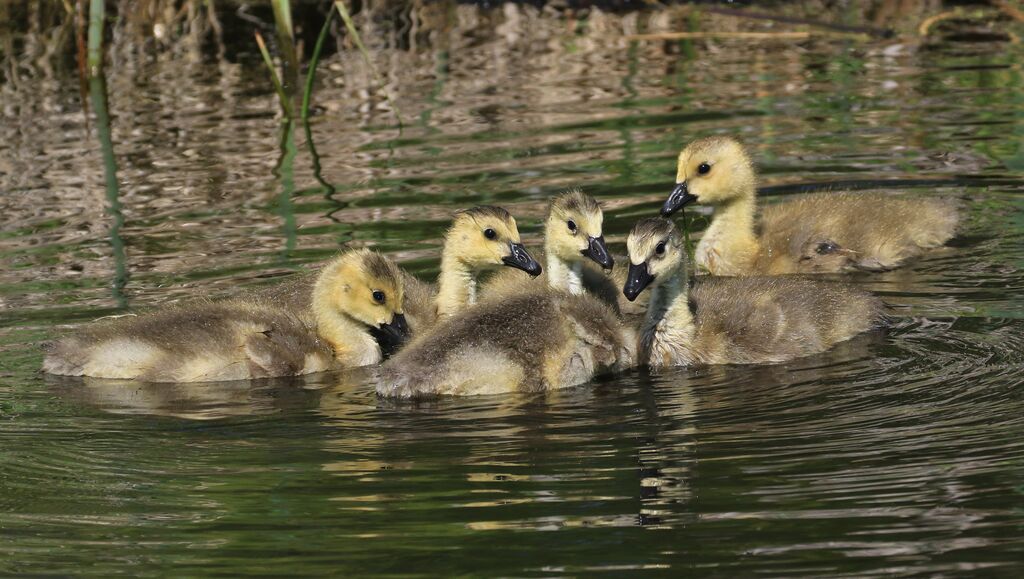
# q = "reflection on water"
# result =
<box><xmin>2</xmin><ymin>2</ymin><xmax>1024</xmax><ymax>576</ymax></box>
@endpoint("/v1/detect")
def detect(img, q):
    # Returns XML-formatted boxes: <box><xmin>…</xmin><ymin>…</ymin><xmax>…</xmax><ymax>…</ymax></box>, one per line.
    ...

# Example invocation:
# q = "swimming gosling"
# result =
<box><xmin>376</xmin><ymin>287</ymin><xmax>635</xmax><ymax>398</ymax></box>
<box><xmin>481</xmin><ymin>190</ymin><xmax>620</xmax><ymax>300</ymax></box>
<box><xmin>624</xmin><ymin>218</ymin><xmax>885</xmax><ymax>367</ymax></box>
<box><xmin>661</xmin><ymin>136</ymin><xmax>960</xmax><ymax>275</ymax></box>
<box><xmin>42</xmin><ymin>249</ymin><xmax>410</xmax><ymax>382</ymax></box>
<box><xmin>245</xmin><ymin>206</ymin><xmax>541</xmax><ymax>337</ymax></box>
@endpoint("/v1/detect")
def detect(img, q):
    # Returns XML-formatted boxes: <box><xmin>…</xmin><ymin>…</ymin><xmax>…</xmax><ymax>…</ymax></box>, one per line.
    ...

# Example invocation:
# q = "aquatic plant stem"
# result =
<box><xmin>302</xmin><ymin>9</ymin><xmax>335</xmax><ymax>121</ymax></box>
<box><xmin>255</xmin><ymin>30</ymin><xmax>295</xmax><ymax>119</ymax></box>
<box><xmin>86</xmin><ymin>0</ymin><xmax>104</xmax><ymax>76</ymax></box>
<box><xmin>269</xmin><ymin>0</ymin><xmax>298</xmax><ymax>96</ymax></box>
<box><xmin>89</xmin><ymin>74</ymin><xmax>128</xmax><ymax>308</ymax></box>
<box><xmin>334</xmin><ymin>0</ymin><xmax>403</xmax><ymax>128</ymax></box>
<box><xmin>299</xmin><ymin>12</ymin><xmax>337</xmax><ymax>197</ymax></box>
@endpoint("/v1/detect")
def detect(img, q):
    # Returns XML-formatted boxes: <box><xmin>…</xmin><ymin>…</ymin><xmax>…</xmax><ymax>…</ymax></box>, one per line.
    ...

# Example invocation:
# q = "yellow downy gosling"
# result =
<box><xmin>42</xmin><ymin>249</ymin><xmax>410</xmax><ymax>382</ymax></box>
<box><xmin>246</xmin><ymin>206</ymin><xmax>541</xmax><ymax>337</ymax></box>
<box><xmin>481</xmin><ymin>190</ymin><xmax>619</xmax><ymax>302</ymax></box>
<box><xmin>661</xmin><ymin>136</ymin><xmax>960</xmax><ymax>275</ymax></box>
<box><xmin>624</xmin><ymin>218</ymin><xmax>886</xmax><ymax>367</ymax></box>
<box><xmin>430</xmin><ymin>205</ymin><xmax>542</xmax><ymax>319</ymax></box>
<box><xmin>378</xmin><ymin>194</ymin><xmax>636</xmax><ymax>398</ymax></box>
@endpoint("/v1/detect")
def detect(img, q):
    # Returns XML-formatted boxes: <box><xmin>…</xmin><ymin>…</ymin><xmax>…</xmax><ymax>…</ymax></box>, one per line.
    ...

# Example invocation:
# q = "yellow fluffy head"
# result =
<box><xmin>674</xmin><ymin>136</ymin><xmax>756</xmax><ymax>205</ymax></box>
<box><xmin>545</xmin><ymin>189</ymin><xmax>607</xmax><ymax>264</ymax></box>
<box><xmin>445</xmin><ymin>206</ymin><xmax>525</xmax><ymax>269</ymax></box>
<box><xmin>623</xmin><ymin>218</ymin><xmax>684</xmax><ymax>301</ymax></box>
<box><xmin>627</xmin><ymin>218</ymin><xmax>684</xmax><ymax>278</ymax></box>
<box><xmin>315</xmin><ymin>249</ymin><xmax>405</xmax><ymax>328</ymax></box>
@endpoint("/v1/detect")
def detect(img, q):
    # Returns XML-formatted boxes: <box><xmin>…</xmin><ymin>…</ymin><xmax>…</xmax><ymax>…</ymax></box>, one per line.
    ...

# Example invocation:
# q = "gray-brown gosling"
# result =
<box><xmin>624</xmin><ymin>218</ymin><xmax>886</xmax><ymax>367</ymax></box>
<box><xmin>42</xmin><ymin>249</ymin><xmax>410</xmax><ymax>382</ymax></box>
<box><xmin>661</xmin><ymin>136</ymin><xmax>960</xmax><ymax>275</ymax></box>
<box><xmin>376</xmin><ymin>288</ymin><xmax>635</xmax><ymax>398</ymax></box>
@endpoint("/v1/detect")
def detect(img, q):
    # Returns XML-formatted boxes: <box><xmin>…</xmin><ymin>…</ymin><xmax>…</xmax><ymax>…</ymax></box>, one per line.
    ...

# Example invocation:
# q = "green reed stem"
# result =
<box><xmin>89</xmin><ymin>74</ymin><xmax>128</xmax><ymax>307</ymax></box>
<box><xmin>680</xmin><ymin>207</ymin><xmax>696</xmax><ymax>267</ymax></box>
<box><xmin>86</xmin><ymin>0</ymin><xmax>104</xmax><ymax>76</ymax></box>
<box><xmin>269</xmin><ymin>0</ymin><xmax>298</xmax><ymax>95</ymax></box>
<box><xmin>334</xmin><ymin>0</ymin><xmax>403</xmax><ymax>127</ymax></box>
<box><xmin>302</xmin><ymin>9</ymin><xmax>335</xmax><ymax>121</ymax></box>
<box><xmin>255</xmin><ymin>30</ymin><xmax>294</xmax><ymax>119</ymax></box>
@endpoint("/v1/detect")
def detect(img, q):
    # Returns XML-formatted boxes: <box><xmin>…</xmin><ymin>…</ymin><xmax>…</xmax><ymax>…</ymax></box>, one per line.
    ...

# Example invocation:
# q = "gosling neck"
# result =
<box><xmin>641</xmin><ymin>263</ymin><xmax>694</xmax><ymax>362</ymax></box>
<box><xmin>698</xmin><ymin>194</ymin><xmax>759</xmax><ymax>274</ymax></box>
<box><xmin>312</xmin><ymin>280</ymin><xmax>380</xmax><ymax>366</ymax></box>
<box><xmin>544</xmin><ymin>244</ymin><xmax>584</xmax><ymax>295</ymax></box>
<box><xmin>643</xmin><ymin>266</ymin><xmax>691</xmax><ymax>333</ymax></box>
<box><xmin>436</xmin><ymin>250</ymin><xmax>477</xmax><ymax>317</ymax></box>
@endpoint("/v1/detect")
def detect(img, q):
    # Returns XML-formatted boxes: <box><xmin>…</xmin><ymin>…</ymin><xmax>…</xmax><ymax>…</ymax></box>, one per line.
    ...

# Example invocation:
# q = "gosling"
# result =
<box><xmin>42</xmin><ymin>249</ymin><xmax>410</xmax><ymax>382</ymax></box>
<box><xmin>428</xmin><ymin>205</ymin><xmax>542</xmax><ymax>319</ymax></box>
<box><xmin>481</xmin><ymin>190</ymin><xmax>618</xmax><ymax>300</ymax></box>
<box><xmin>661</xmin><ymin>136</ymin><xmax>960</xmax><ymax>275</ymax></box>
<box><xmin>379</xmin><ymin>194</ymin><xmax>637</xmax><ymax>398</ymax></box>
<box><xmin>249</xmin><ymin>206</ymin><xmax>541</xmax><ymax>336</ymax></box>
<box><xmin>376</xmin><ymin>288</ymin><xmax>635</xmax><ymax>397</ymax></box>
<box><xmin>624</xmin><ymin>218</ymin><xmax>886</xmax><ymax>367</ymax></box>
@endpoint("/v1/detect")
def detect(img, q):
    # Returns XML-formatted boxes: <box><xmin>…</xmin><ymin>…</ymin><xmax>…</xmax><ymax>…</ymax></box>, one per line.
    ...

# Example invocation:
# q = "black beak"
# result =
<box><xmin>661</xmin><ymin>182</ymin><xmax>698</xmax><ymax>217</ymax></box>
<box><xmin>623</xmin><ymin>262</ymin><xmax>655</xmax><ymax>302</ymax></box>
<box><xmin>369</xmin><ymin>313</ymin><xmax>410</xmax><ymax>358</ymax></box>
<box><xmin>581</xmin><ymin>235</ymin><xmax>614</xmax><ymax>270</ymax></box>
<box><xmin>502</xmin><ymin>242</ymin><xmax>542</xmax><ymax>277</ymax></box>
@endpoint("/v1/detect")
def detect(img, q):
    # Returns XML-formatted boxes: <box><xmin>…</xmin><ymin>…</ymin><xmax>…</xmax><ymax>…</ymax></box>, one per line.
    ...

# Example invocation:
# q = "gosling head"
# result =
<box><xmin>316</xmin><ymin>249</ymin><xmax>410</xmax><ymax>356</ymax></box>
<box><xmin>446</xmin><ymin>205</ymin><xmax>542</xmax><ymax>276</ymax></box>
<box><xmin>662</xmin><ymin>136</ymin><xmax>756</xmax><ymax>216</ymax></box>
<box><xmin>623</xmin><ymin>218</ymin><xmax>685</xmax><ymax>302</ymax></box>
<box><xmin>545</xmin><ymin>189</ymin><xmax>613</xmax><ymax>270</ymax></box>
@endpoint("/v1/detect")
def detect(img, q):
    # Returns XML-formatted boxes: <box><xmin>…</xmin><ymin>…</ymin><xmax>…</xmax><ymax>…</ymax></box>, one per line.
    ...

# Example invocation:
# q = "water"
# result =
<box><xmin>3</xmin><ymin>4</ymin><xmax>1024</xmax><ymax>575</ymax></box>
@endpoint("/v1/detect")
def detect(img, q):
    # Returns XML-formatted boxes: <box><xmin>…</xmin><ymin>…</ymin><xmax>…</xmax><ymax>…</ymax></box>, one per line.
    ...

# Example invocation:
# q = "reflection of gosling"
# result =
<box><xmin>377</xmin><ymin>288</ymin><xmax>634</xmax><ymax>398</ymax></box>
<box><xmin>623</xmin><ymin>218</ymin><xmax>885</xmax><ymax>367</ymax></box>
<box><xmin>42</xmin><ymin>249</ymin><xmax>410</xmax><ymax>382</ymax></box>
<box><xmin>661</xmin><ymin>136</ymin><xmax>960</xmax><ymax>275</ymax></box>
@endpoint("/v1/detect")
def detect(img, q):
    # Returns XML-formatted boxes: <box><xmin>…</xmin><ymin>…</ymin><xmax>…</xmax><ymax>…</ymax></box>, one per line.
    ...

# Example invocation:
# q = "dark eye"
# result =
<box><xmin>655</xmin><ymin>241</ymin><xmax>666</xmax><ymax>255</ymax></box>
<box><xmin>697</xmin><ymin>163</ymin><xmax>711</xmax><ymax>175</ymax></box>
<box><xmin>372</xmin><ymin>290</ymin><xmax>386</xmax><ymax>304</ymax></box>
<box><xmin>816</xmin><ymin>241</ymin><xmax>840</xmax><ymax>255</ymax></box>
<box><xmin>567</xmin><ymin>220</ymin><xmax>577</xmax><ymax>233</ymax></box>
<box><xmin>484</xmin><ymin>228</ymin><xmax>496</xmax><ymax>240</ymax></box>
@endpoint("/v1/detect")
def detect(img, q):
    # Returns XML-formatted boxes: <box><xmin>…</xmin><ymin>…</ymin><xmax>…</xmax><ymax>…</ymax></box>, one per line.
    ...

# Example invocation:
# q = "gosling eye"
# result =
<box><xmin>816</xmin><ymin>241</ymin><xmax>840</xmax><ymax>255</ymax></box>
<box><xmin>655</xmin><ymin>241</ymin><xmax>666</xmax><ymax>256</ymax></box>
<box><xmin>372</xmin><ymin>290</ymin><xmax>386</xmax><ymax>304</ymax></box>
<box><xmin>483</xmin><ymin>228</ymin><xmax>497</xmax><ymax>240</ymax></box>
<box><xmin>567</xmin><ymin>220</ymin><xmax>577</xmax><ymax>234</ymax></box>
<box><xmin>697</xmin><ymin>162</ymin><xmax>711</xmax><ymax>175</ymax></box>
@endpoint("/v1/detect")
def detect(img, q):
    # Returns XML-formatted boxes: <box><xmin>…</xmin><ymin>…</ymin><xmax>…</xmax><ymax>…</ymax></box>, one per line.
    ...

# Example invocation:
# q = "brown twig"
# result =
<box><xmin>627</xmin><ymin>31</ymin><xmax>845</xmax><ymax>42</ymax></box>
<box><xmin>918</xmin><ymin>10</ymin><xmax>961</xmax><ymax>36</ymax></box>
<box><xmin>991</xmin><ymin>0</ymin><xmax>1024</xmax><ymax>22</ymax></box>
